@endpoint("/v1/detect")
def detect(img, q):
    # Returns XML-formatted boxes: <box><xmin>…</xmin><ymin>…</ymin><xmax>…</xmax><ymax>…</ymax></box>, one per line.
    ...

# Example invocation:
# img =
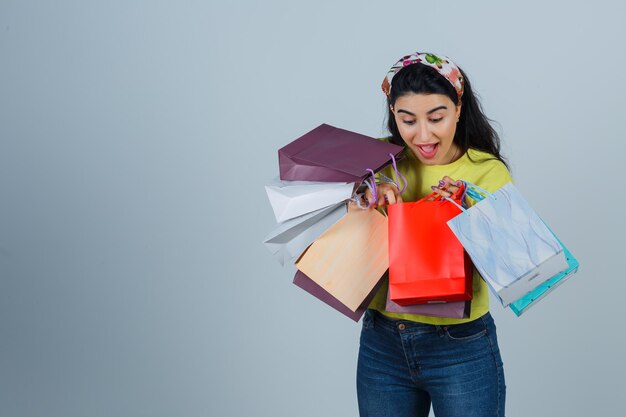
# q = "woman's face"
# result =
<box><xmin>392</xmin><ymin>93</ymin><xmax>462</xmax><ymax>165</ymax></box>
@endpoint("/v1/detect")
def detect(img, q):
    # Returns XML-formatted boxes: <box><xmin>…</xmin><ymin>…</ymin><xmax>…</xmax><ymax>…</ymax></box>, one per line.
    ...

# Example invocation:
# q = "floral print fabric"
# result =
<box><xmin>381</xmin><ymin>52</ymin><xmax>464</xmax><ymax>100</ymax></box>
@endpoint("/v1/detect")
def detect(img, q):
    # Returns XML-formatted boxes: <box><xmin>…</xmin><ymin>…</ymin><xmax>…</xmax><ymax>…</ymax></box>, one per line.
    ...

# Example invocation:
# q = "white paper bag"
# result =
<box><xmin>263</xmin><ymin>202</ymin><xmax>347</xmax><ymax>266</ymax></box>
<box><xmin>265</xmin><ymin>178</ymin><xmax>355</xmax><ymax>223</ymax></box>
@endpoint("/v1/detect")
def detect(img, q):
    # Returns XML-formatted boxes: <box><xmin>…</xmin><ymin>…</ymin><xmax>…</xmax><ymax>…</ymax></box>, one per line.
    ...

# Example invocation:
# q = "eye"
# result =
<box><xmin>430</xmin><ymin>117</ymin><xmax>443</xmax><ymax>123</ymax></box>
<box><xmin>402</xmin><ymin>120</ymin><xmax>415</xmax><ymax>126</ymax></box>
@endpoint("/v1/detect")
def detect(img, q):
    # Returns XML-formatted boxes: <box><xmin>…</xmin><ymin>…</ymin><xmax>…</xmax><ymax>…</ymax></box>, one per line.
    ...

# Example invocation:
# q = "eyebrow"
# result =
<box><xmin>396</xmin><ymin>105</ymin><xmax>448</xmax><ymax>116</ymax></box>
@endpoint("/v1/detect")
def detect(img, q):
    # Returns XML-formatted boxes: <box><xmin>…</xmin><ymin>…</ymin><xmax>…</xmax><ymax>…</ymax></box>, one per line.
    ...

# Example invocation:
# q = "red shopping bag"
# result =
<box><xmin>388</xmin><ymin>187</ymin><xmax>472</xmax><ymax>305</ymax></box>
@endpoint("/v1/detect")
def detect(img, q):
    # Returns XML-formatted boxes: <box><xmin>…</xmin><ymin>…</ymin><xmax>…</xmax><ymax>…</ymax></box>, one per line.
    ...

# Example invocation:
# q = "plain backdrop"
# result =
<box><xmin>1</xmin><ymin>1</ymin><xmax>625</xmax><ymax>416</ymax></box>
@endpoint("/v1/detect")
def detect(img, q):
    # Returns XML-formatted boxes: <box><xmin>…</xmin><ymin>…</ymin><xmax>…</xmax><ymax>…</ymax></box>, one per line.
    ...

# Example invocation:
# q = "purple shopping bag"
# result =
<box><xmin>293</xmin><ymin>270</ymin><xmax>384</xmax><ymax>322</ymax></box>
<box><xmin>385</xmin><ymin>282</ymin><xmax>471</xmax><ymax>318</ymax></box>
<box><xmin>279</xmin><ymin>124</ymin><xmax>404</xmax><ymax>182</ymax></box>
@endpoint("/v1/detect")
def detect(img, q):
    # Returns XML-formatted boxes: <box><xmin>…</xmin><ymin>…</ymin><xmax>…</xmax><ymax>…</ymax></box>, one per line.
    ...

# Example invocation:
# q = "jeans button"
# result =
<box><xmin>398</xmin><ymin>323</ymin><xmax>406</xmax><ymax>330</ymax></box>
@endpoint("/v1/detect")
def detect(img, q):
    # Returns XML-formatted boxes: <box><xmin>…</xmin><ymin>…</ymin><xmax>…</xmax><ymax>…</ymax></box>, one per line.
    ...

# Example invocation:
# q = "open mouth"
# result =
<box><xmin>416</xmin><ymin>143</ymin><xmax>439</xmax><ymax>159</ymax></box>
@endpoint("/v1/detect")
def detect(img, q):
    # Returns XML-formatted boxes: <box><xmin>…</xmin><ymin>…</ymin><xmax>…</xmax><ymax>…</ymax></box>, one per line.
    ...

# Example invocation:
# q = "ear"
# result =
<box><xmin>389</xmin><ymin>104</ymin><xmax>394</xmax><ymax>113</ymax></box>
<box><xmin>455</xmin><ymin>101</ymin><xmax>462</xmax><ymax>120</ymax></box>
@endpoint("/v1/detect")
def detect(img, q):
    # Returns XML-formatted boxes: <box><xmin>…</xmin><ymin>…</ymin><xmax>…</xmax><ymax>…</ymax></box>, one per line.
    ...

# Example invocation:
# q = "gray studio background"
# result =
<box><xmin>1</xmin><ymin>1</ymin><xmax>624</xmax><ymax>416</ymax></box>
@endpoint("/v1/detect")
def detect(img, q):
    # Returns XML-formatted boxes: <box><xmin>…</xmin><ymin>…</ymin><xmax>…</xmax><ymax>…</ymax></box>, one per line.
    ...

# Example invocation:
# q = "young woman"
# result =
<box><xmin>358</xmin><ymin>52</ymin><xmax>511</xmax><ymax>417</ymax></box>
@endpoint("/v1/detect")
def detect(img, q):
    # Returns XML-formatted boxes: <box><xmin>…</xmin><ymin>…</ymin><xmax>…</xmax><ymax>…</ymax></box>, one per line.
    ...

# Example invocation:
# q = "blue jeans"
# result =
<box><xmin>357</xmin><ymin>309</ymin><xmax>506</xmax><ymax>417</ymax></box>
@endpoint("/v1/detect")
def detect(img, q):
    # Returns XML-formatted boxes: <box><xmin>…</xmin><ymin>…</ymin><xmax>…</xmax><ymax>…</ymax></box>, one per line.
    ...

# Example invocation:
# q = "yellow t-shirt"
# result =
<box><xmin>368</xmin><ymin>145</ymin><xmax>513</xmax><ymax>325</ymax></box>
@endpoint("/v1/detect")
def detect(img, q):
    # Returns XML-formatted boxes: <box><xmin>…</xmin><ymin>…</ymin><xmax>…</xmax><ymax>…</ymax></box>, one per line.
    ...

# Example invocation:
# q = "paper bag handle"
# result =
<box><xmin>375</xmin><ymin>153</ymin><xmax>408</xmax><ymax>194</ymax></box>
<box><xmin>462</xmin><ymin>181</ymin><xmax>493</xmax><ymax>202</ymax></box>
<box><xmin>352</xmin><ymin>169</ymin><xmax>378</xmax><ymax>209</ymax></box>
<box><xmin>352</xmin><ymin>153</ymin><xmax>408</xmax><ymax>209</ymax></box>
<box><xmin>417</xmin><ymin>182</ymin><xmax>466</xmax><ymax>204</ymax></box>
<box><xmin>443</xmin><ymin>180</ymin><xmax>495</xmax><ymax>212</ymax></box>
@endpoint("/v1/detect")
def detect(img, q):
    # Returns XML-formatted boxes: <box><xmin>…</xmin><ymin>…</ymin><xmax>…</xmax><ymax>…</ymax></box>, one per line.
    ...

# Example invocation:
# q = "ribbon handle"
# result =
<box><xmin>423</xmin><ymin>181</ymin><xmax>466</xmax><ymax>205</ymax></box>
<box><xmin>443</xmin><ymin>180</ymin><xmax>495</xmax><ymax>213</ymax></box>
<box><xmin>352</xmin><ymin>169</ymin><xmax>378</xmax><ymax>209</ymax></box>
<box><xmin>351</xmin><ymin>153</ymin><xmax>409</xmax><ymax>209</ymax></box>
<box><xmin>376</xmin><ymin>153</ymin><xmax>408</xmax><ymax>193</ymax></box>
<box><xmin>462</xmin><ymin>180</ymin><xmax>493</xmax><ymax>202</ymax></box>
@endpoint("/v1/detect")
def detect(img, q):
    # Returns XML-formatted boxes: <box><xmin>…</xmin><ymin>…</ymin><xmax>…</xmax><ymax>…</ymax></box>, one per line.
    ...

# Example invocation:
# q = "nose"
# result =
<box><xmin>412</xmin><ymin>121</ymin><xmax>431</xmax><ymax>144</ymax></box>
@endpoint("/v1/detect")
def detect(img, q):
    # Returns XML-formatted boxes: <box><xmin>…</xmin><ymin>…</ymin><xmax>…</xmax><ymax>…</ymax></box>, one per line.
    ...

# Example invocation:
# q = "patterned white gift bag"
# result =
<box><xmin>446</xmin><ymin>182</ymin><xmax>569</xmax><ymax>307</ymax></box>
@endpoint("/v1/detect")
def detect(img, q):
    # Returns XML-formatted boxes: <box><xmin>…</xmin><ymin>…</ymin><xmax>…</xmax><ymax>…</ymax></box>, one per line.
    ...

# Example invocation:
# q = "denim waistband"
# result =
<box><xmin>365</xmin><ymin>308</ymin><xmax>491</xmax><ymax>333</ymax></box>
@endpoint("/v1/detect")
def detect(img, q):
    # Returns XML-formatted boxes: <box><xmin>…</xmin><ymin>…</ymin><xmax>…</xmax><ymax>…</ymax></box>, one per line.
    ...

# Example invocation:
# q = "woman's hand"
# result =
<box><xmin>364</xmin><ymin>182</ymin><xmax>403</xmax><ymax>208</ymax></box>
<box><xmin>431</xmin><ymin>176</ymin><xmax>463</xmax><ymax>199</ymax></box>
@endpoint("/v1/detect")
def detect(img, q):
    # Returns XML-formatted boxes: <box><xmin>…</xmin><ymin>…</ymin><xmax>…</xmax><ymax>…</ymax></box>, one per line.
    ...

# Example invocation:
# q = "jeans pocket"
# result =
<box><xmin>444</xmin><ymin>317</ymin><xmax>488</xmax><ymax>342</ymax></box>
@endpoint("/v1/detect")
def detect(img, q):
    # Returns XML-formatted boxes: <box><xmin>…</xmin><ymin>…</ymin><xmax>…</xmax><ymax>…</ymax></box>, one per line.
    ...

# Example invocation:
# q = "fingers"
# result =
<box><xmin>440</xmin><ymin>176</ymin><xmax>459</xmax><ymax>189</ymax></box>
<box><xmin>387</xmin><ymin>183</ymin><xmax>403</xmax><ymax>204</ymax></box>
<box><xmin>377</xmin><ymin>183</ymin><xmax>401</xmax><ymax>206</ymax></box>
<box><xmin>363</xmin><ymin>176</ymin><xmax>463</xmax><ymax>205</ymax></box>
<box><xmin>362</xmin><ymin>183</ymin><xmax>402</xmax><ymax>208</ymax></box>
<box><xmin>378</xmin><ymin>187</ymin><xmax>403</xmax><ymax>205</ymax></box>
<box><xmin>364</xmin><ymin>187</ymin><xmax>374</xmax><ymax>206</ymax></box>
<box><xmin>392</xmin><ymin>190</ymin><xmax>404</xmax><ymax>204</ymax></box>
<box><xmin>431</xmin><ymin>176</ymin><xmax>463</xmax><ymax>198</ymax></box>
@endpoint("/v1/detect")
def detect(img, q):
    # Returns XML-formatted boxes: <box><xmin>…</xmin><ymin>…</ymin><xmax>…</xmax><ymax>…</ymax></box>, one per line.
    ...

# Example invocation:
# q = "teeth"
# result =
<box><xmin>419</xmin><ymin>144</ymin><xmax>437</xmax><ymax>152</ymax></box>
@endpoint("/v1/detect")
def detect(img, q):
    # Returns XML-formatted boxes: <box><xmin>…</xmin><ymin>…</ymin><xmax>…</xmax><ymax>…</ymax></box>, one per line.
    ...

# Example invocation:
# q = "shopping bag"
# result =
<box><xmin>446</xmin><ymin>182</ymin><xmax>570</xmax><ymax>307</ymax></box>
<box><xmin>508</xmin><ymin>232</ymin><xmax>579</xmax><ymax>316</ymax></box>
<box><xmin>295</xmin><ymin>205</ymin><xmax>389</xmax><ymax>312</ymax></box>
<box><xmin>385</xmin><ymin>284</ymin><xmax>471</xmax><ymax>318</ymax></box>
<box><xmin>263</xmin><ymin>202</ymin><xmax>347</xmax><ymax>266</ymax></box>
<box><xmin>265</xmin><ymin>177</ymin><xmax>356</xmax><ymax>223</ymax></box>
<box><xmin>278</xmin><ymin>123</ymin><xmax>404</xmax><ymax>182</ymax></box>
<box><xmin>388</xmin><ymin>187</ymin><xmax>473</xmax><ymax>305</ymax></box>
<box><xmin>293</xmin><ymin>270</ymin><xmax>385</xmax><ymax>322</ymax></box>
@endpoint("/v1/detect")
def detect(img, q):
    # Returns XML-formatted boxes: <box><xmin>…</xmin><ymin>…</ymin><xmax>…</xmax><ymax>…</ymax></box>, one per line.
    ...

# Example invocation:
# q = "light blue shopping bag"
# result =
<box><xmin>448</xmin><ymin>183</ymin><xmax>578</xmax><ymax>310</ymax></box>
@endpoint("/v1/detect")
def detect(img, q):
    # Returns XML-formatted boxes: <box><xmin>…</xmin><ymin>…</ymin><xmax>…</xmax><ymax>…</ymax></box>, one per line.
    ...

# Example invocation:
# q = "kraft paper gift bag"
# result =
<box><xmin>295</xmin><ymin>206</ymin><xmax>389</xmax><ymax>312</ymax></box>
<box><xmin>447</xmin><ymin>182</ymin><xmax>570</xmax><ymax>307</ymax></box>
<box><xmin>293</xmin><ymin>270</ymin><xmax>385</xmax><ymax>322</ymax></box>
<box><xmin>278</xmin><ymin>123</ymin><xmax>404</xmax><ymax>182</ymax></box>
<box><xmin>265</xmin><ymin>177</ymin><xmax>356</xmax><ymax>223</ymax></box>
<box><xmin>508</xmin><ymin>234</ymin><xmax>579</xmax><ymax>316</ymax></box>
<box><xmin>388</xmin><ymin>187</ymin><xmax>473</xmax><ymax>306</ymax></box>
<box><xmin>263</xmin><ymin>202</ymin><xmax>347</xmax><ymax>266</ymax></box>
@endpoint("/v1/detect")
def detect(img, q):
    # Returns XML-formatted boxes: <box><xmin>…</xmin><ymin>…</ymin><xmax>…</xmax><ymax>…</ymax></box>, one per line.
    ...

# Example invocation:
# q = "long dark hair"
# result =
<box><xmin>386</xmin><ymin>63</ymin><xmax>507</xmax><ymax>167</ymax></box>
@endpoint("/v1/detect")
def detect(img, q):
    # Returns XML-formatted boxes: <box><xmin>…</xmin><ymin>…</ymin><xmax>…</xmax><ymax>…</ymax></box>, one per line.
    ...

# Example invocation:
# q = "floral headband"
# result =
<box><xmin>381</xmin><ymin>52</ymin><xmax>464</xmax><ymax>100</ymax></box>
